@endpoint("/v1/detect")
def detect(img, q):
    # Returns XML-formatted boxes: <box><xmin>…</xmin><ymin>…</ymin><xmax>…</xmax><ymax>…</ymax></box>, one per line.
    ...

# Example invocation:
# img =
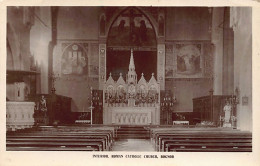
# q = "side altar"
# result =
<box><xmin>103</xmin><ymin>49</ymin><xmax>160</xmax><ymax>125</ymax></box>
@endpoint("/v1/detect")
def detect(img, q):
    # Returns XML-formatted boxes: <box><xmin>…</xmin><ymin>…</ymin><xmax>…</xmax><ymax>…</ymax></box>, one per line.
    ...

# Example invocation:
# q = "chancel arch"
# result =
<box><xmin>101</xmin><ymin>7</ymin><xmax>165</xmax><ymax>90</ymax></box>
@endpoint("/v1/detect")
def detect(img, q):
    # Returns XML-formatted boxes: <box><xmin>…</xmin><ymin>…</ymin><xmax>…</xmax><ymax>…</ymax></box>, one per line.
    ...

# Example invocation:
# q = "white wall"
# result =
<box><xmin>233</xmin><ymin>7</ymin><xmax>252</xmax><ymax>131</ymax></box>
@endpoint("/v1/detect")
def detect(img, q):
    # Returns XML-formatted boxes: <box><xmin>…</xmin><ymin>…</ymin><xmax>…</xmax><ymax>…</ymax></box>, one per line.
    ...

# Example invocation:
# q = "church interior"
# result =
<box><xmin>6</xmin><ymin>6</ymin><xmax>253</xmax><ymax>152</ymax></box>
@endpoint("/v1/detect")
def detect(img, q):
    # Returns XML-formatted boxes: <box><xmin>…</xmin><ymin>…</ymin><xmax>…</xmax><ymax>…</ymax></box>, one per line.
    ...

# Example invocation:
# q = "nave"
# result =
<box><xmin>6</xmin><ymin>125</ymin><xmax>252</xmax><ymax>152</ymax></box>
<box><xmin>5</xmin><ymin>6</ymin><xmax>253</xmax><ymax>155</ymax></box>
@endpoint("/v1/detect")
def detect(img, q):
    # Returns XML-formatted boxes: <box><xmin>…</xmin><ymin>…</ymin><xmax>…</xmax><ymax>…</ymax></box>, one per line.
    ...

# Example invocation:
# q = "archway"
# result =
<box><xmin>106</xmin><ymin>7</ymin><xmax>157</xmax><ymax>81</ymax></box>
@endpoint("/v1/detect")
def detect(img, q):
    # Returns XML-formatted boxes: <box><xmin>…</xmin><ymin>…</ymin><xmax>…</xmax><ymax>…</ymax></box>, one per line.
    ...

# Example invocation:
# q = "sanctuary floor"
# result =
<box><xmin>112</xmin><ymin>139</ymin><xmax>155</xmax><ymax>151</ymax></box>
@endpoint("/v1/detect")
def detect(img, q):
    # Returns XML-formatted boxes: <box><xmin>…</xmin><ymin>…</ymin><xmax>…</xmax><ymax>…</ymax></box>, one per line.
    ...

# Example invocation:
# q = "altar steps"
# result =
<box><xmin>116</xmin><ymin>126</ymin><xmax>150</xmax><ymax>139</ymax></box>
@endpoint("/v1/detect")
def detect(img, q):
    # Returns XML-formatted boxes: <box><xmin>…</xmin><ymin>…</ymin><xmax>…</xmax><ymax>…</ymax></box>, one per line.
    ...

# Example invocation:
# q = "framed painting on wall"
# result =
<box><xmin>175</xmin><ymin>43</ymin><xmax>203</xmax><ymax>78</ymax></box>
<box><xmin>165</xmin><ymin>42</ymin><xmax>212</xmax><ymax>79</ymax></box>
<box><xmin>61</xmin><ymin>43</ymin><xmax>88</xmax><ymax>76</ymax></box>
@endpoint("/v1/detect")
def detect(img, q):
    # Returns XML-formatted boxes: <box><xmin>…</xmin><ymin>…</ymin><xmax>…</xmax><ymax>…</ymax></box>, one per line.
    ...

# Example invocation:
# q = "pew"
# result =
<box><xmin>7</xmin><ymin>136</ymin><xmax>108</xmax><ymax>151</ymax></box>
<box><xmin>165</xmin><ymin>142</ymin><xmax>252</xmax><ymax>152</ymax></box>
<box><xmin>6</xmin><ymin>126</ymin><xmax>115</xmax><ymax>151</ymax></box>
<box><xmin>151</xmin><ymin>128</ymin><xmax>230</xmax><ymax>149</ymax></box>
<box><xmin>161</xmin><ymin>136</ymin><xmax>252</xmax><ymax>152</ymax></box>
<box><xmin>156</xmin><ymin>132</ymin><xmax>251</xmax><ymax>151</ymax></box>
<box><xmin>150</xmin><ymin>127</ymin><xmax>252</xmax><ymax>152</ymax></box>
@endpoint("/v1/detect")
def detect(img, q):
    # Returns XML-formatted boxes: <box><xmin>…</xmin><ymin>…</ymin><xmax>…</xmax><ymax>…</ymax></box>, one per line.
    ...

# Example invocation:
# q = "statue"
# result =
<box><xmin>40</xmin><ymin>95</ymin><xmax>47</xmax><ymax>112</ymax></box>
<box><xmin>223</xmin><ymin>100</ymin><xmax>232</xmax><ymax>125</ymax></box>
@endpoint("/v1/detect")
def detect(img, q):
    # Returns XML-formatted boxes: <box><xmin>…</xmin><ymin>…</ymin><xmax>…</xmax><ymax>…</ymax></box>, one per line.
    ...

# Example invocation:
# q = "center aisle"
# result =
<box><xmin>112</xmin><ymin>139</ymin><xmax>155</xmax><ymax>151</ymax></box>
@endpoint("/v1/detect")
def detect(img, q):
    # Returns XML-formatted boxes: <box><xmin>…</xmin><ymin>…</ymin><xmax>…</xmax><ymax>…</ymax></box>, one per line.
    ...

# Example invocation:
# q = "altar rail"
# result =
<box><xmin>6</xmin><ymin>102</ymin><xmax>35</xmax><ymax>131</ymax></box>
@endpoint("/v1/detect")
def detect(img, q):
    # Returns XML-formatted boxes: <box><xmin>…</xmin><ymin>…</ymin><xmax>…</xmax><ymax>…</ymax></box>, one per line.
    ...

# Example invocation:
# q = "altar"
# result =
<box><xmin>104</xmin><ymin>106</ymin><xmax>160</xmax><ymax>125</ymax></box>
<box><xmin>103</xmin><ymin>49</ymin><xmax>160</xmax><ymax>125</ymax></box>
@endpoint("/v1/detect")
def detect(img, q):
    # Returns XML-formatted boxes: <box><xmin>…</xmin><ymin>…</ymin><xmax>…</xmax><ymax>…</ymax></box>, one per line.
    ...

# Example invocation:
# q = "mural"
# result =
<box><xmin>165</xmin><ymin>42</ymin><xmax>213</xmax><ymax>78</ymax></box>
<box><xmin>61</xmin><ymin>44</ymin><xmax>88</xmax><ymax>75</ymax></box>
<box><xmin>176</xmin><ymin>44</ymin><xmax>201</xmax><ymax>76</ymax></box>
<box><xmin>89</xmin><ymin>43</ymin><xmax>99</xmax><ymax>77</ymax></box>
<box><xmin>107</xmin><ymin>8</ymin><xmax>156</xmax><ymax>48</ymax></box>
<box><xmin>165</xmin><ymin>44</ymin><xmax>174</xmax><ymax>78</ymax></box>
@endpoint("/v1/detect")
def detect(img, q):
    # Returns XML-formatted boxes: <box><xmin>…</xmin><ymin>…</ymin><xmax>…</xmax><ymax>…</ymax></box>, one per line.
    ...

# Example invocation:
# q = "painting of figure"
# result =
<box><xmin>61</xmin><ymin>44</ymin><xmax>87</xmax><ymax>75</ymax></box>
<box><xmin>107</xmin><ymin>8</ymin><xmax>156</xmax><ymax>48</ymax></box>
<box><xmin>176</xmin><ymin>44</ymin><xmax>202</xmax><ymax>77</ymax></box>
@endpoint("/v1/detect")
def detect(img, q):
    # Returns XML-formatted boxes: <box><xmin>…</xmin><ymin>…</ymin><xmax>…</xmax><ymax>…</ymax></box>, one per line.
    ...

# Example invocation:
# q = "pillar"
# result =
<box><xmin>211</xmin><ymin>8</ymin><xmax>224</xmax><ymax>95</ymax></box>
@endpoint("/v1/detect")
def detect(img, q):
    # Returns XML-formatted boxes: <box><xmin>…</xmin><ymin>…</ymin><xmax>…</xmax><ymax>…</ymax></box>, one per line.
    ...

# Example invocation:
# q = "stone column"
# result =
<box><xmin>211</xmin><ymin>8</ymin><xmax>224</xmax><ymax>95</ymax></box>
<box><xmin>222</xmin><ymin>7</ymin><xmax>234</xmax><ymax>95</ymax></box>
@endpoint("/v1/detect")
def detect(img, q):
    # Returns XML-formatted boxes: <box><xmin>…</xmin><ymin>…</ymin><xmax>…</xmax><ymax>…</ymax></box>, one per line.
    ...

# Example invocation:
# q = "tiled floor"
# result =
<box><xmin>112</xmin><ymin>139</ymin><xmax>155</xmax><ymax>151</ymax></box>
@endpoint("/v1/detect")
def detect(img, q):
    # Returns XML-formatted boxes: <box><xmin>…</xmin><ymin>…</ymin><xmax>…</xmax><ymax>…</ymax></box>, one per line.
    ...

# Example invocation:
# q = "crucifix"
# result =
<box><xmin>121</xmin><ymin>8</ymin><xmax>142</xmax><ymax>36</ymax></box>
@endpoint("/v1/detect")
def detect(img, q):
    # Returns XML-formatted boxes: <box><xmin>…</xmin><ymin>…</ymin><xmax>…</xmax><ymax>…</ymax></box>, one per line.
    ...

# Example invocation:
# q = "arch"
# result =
<box><xmin>106</xmin><ymin>7</ymin><xmax>158</xmax><ymax>38</ymax></box>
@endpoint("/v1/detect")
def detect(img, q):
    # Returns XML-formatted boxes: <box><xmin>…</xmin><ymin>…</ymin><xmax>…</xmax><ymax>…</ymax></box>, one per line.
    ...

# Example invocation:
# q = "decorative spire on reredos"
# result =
<box><xmin>127</xmin><ymin>49</ymin><xmax>137</xmax><ymax>85</ymax></box>
<box><xmin>129</xmin><ymin>49</ymin><xmax>135</xmax><ymax>71</ymax></box>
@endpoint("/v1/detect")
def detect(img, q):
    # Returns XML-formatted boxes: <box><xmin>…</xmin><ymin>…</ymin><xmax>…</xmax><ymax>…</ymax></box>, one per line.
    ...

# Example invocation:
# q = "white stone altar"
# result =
<box><xmin>103</xmin><ymin>49</ymin><xmax>160</xmax><ymax>125</ymax></box>
<box><xmin>104</xmin><ymin>106</ymin><xmax>160</xmax><ymax>125</ymax></box>
<box><xmin>6</xmin><ymin>102</ymin><xmax>35</xmax><ymax>131</ymax></box>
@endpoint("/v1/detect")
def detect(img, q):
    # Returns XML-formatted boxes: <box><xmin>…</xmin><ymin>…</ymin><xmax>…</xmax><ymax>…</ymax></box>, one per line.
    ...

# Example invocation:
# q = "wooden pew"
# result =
<box><xmin>150</xmin><ymin>127</ymin><xmax>252</xmax><ymax>152</ymax></box>
<box><xmin>38</xmin><ymin>126</ymin><xmax>115</xmax><ymax>137</ymax></box>
<box><xmin>165</xmin><ymin>142</ymin><xmax>252</xmax><ymax>152</ymax></box>
<box><xmin>160</xmin><ymin>136</ymin><xmax>252</xmax><ymax>152</ymax></box>
<box><xmin>150</xmin><ymin>127</ymin><xmax>224</xmax><ymax>142</ymax></box>
<box><xmin>151</xmin><ymin>128</ymin><xmax>246</xmax><ymax>147</ymax></box>
<box><xmin>7</xmin><ymin>141</ymin><xmax>103</xmax><ymax>151</ymax></box>
<box><xmin>8</xmin><ymin>132</ymin><xmax>111</xmax><ymax>149</ymax></box>
<box><xmin>156</xmin><ymin>132</ymin><xmax>251</xmax><ymax>151</ymax></box>
<box><xmin>36</xmin><ymin>126</ymin><xmax>115</xmax><ymax>145</ymax></box>
<box><xmin>7</xmin><ymin>136</ymin><xmax>108</xmax><ymax>151</ymax></box>
<box><xmin>6</xmin><ymin>126</ymin><xmax>115</xmax><ymax>151</ymax></box>
<box><xmin>25</xmin><ymin>131</ymin><xmax>113</xmax><ymax>149</ymax></box>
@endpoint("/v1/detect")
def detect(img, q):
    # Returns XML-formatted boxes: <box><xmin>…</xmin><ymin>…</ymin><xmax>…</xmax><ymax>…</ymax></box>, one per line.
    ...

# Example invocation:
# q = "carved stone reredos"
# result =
<box><xmin>104</xmin><ymin>49</ymin><xmax>159</xmax><ymax>93</ymax></box>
